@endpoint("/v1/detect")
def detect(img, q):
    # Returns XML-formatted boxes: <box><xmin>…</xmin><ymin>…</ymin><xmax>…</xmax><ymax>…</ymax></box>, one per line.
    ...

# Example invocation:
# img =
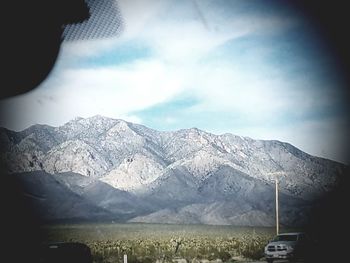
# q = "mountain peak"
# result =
<box><xmin>106</xmin><ymin>119</ymin><xmax>137</xmax><ymax>135</ymax></box>
<box><xmin>1</xmin><ymin>115</ymin><xmax>347</xmax><ymax>226</ymax></box>
<box><xmin>1</xmin><ymin>115</ymin><xmax>346</xmax><ymax>199</ymax></box>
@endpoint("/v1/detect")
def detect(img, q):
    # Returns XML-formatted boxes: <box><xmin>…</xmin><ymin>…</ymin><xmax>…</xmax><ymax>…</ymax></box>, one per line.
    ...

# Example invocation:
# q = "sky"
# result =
<box><xmin>0</xmin><ymin>0</ymin><xmax>349</xmax><ymax>164</ymax></box>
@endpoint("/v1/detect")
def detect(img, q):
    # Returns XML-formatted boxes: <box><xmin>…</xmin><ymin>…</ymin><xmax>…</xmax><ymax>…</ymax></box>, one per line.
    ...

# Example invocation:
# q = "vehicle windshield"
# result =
<box><xmin>1</xmin><ymin>1</ymin><xmax>348</xmax><ymax>263</ymax></box>
<box><xmin>273</xmin><ymin>234</ymin><xmax>298</xmax><ymax>242</ymax></box>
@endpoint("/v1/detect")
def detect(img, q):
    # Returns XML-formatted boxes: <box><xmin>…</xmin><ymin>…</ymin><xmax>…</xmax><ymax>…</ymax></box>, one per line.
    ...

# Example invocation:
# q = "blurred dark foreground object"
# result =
<box><xmin>39</xmin><ymin>242</ymin><xmax>93</xmax><ymax>263</ymax></box>
<box><xmin>2</xmin><ymin>0</ymin><xmax>89</xmax><ymax>99</ymax></box>
<box><xmin>303</xmin><ymin>167</ymin><xmax>350</xmax><ymax>263</ymax></box>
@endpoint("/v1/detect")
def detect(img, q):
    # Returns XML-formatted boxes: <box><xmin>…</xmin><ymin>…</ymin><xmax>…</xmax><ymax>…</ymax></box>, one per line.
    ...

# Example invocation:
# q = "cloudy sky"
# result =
<box><xmin>1</xmin><ymin>0</ymin><xmax>349</xmax><ymax>163</ymax></box>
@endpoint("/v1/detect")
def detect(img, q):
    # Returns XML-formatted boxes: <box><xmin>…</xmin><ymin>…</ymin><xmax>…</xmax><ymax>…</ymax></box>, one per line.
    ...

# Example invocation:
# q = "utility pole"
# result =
<box><xmin>275</xmin><ymin>176</ymin><xmax>279</xmax><ymax>235</ymax></box>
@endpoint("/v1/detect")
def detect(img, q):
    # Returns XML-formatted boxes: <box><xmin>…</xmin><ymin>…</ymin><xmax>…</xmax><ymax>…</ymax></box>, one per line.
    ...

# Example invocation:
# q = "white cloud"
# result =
<box><xmin>0</xmin><ymin>0</ymin><xmax>347</xmax><ymax>165</ymax></box>
<box><xmin>172</xmin><ymin>60</ymin><xmax>329</xmax><ymax>124</ymax></box>
<box><xmin>132</xmin><ymin>9</ymin><xmax>296</xmax><ymax>63</ymax></box>
<box><xmin>0</xmin><ymin>60</ymin><xmax>185</xmax><ymax>130</ymax></box>
<box><xmin>59</xmin><ymin>0</ymin><xmax>167</xmax><ymax>60</ymax></box>
<box><xmin>60</xmin><ymin>0</ymin><xmax>297</xmax><ymax>64</ymax></box>
<box><xmin>118</xmin><ymin>0</ymin><xmax>166</xmax><ymax>38</ymax></box>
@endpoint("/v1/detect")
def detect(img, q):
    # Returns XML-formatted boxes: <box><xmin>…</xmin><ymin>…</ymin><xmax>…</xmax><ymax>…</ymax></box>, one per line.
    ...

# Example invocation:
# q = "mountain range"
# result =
<box><xmin>0</xmin><ymin>115</ymin><xmax>346</xmax><ymax>226</ymax></box>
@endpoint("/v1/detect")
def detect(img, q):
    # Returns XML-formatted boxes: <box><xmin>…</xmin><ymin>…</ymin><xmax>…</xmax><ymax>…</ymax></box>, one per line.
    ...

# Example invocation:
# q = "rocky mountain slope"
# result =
<box><xmin>0</xmin><ymin>115</ymin><xmax>346</xmax><ymax>226</ymax></box>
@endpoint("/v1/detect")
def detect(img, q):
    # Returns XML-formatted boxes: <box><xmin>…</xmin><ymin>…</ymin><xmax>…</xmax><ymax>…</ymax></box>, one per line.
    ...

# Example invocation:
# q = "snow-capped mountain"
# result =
<box><xmin>0</xmin><ymin>115</ymin><xmax>346</xmax><ymax>226</ymax></box>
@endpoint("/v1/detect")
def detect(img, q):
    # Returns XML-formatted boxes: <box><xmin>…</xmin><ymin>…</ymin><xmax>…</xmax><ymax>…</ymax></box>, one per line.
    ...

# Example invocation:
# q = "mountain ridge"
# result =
<box><xmin>0</xmin><ymin>115</ymin><xmax>346</xmax><ymax>226</ymax></box>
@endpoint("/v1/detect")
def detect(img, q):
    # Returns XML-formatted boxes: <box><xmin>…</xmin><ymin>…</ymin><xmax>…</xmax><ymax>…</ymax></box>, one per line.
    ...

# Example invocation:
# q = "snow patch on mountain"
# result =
<box><xmin>166</xmin><ymin>150</ymin><xmax>232</xmax><ymax>181</ymax></box>
<box><xmin>43</xmin><ymin>140</ymin><xmax>110</xmax><ymax>177</ymax></box>
<box><xmin>1</xmin><ymin>116</ymin><xmax>347</xmax><ymax>226</ymax></box>
<box><xmin>100</xmin><ymin>153</ymin><xmax>164</xmax><ymax>191</ymax></box>
<box><xmin>1</xmin><ymin>115</ymin><xmax>346</xmax><ymax>202</ymax></box>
